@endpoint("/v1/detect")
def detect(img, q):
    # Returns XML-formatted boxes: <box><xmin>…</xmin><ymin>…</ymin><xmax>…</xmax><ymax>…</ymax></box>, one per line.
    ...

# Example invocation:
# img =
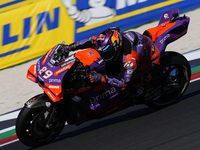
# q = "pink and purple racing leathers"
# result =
<box><xmin>69</xmin><ymin>31</ymin><xmax>160</xmax><ymax>90</ymax></box>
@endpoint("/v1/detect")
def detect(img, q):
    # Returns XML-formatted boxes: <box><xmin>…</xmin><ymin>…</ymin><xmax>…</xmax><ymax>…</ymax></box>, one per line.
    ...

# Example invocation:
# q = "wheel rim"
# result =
<box><xmin>21</xmin><ymin>109</ymin><xmax>51</xmax><ymax>143</ymax></box>
<box><xmin>30</xmin><ymin>112</ymin><xmax>51</xmax><ymax>139</ymax></box>
<box><xmin>21</xmin><ymin>107</ymin><xmax>64</xmax><ymax>144</ymax></box>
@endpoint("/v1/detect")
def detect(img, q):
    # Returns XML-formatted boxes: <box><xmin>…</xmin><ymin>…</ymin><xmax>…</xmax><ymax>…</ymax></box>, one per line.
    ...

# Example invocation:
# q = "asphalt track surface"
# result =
<box><xmin>2</xmin><ymin>79</ymin><xmax>200</xmax><ymax>150</ymax></box>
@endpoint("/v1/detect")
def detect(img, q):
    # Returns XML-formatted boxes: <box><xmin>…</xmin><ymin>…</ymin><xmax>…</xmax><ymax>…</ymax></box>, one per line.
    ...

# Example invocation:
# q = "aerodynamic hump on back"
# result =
<box><xmin>143</xmin><ymin>8</ymin><xmax>190</xmax><ymax>54</ymax></box>
<box><xmin>158</xmin><ymin>8</ymin><xmax>179</xmax><ymax>25</ymax></box>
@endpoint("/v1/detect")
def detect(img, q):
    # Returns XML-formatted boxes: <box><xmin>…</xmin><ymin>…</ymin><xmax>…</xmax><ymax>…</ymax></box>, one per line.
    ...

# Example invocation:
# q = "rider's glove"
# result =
<box><xmin>62</xmin><ymin>44</ymin><xmax>69</xmax><ymax>52</ymax></box>
<box><xmin>88</xmin><ymin>71</ymin><xmax>107</xmax><ymax>83</ymax></box>
<box><xmin>61</xmin><ymin>44</ymin><xmax>70</xmax><ymax>56</ymax></box>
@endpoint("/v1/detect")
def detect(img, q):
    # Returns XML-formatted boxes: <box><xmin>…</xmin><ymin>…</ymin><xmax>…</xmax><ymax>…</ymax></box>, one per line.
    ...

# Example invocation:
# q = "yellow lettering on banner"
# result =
<box><xmin>77</xmin><ymin>0</ymin><xmax>183</xmax><ymax>33</ymax></box>
<box><xmin>0</xmin><ymin>0</ymin><xmax>75</xmax><ymax>70</ymax></box>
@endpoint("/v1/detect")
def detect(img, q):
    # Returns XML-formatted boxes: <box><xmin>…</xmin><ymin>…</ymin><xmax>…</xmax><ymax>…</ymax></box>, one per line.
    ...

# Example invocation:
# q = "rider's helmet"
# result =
<box><xmin>95</xmin><ymin>27</ymin><xmax>123</xmax><ymax>62</ymax></box>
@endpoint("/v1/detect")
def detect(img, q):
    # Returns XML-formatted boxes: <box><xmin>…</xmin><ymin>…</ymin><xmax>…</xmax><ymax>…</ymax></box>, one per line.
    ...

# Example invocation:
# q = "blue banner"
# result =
<box><xmin>62</xmin><ymin>0</ymin><xmax>200</xmax><ymax>41</ymax></box>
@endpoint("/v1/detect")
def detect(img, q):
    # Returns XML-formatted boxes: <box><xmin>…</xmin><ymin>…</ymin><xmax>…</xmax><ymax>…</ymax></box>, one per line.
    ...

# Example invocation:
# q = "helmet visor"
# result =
<box><xmin>98</xmin><ymin>46</ymin><xmax>116</xmax><ymax>62</ymax></box>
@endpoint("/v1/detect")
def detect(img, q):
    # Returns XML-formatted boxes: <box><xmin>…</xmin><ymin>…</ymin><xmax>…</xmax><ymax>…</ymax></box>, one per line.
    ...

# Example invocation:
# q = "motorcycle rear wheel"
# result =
<box><xmin>146</xmin><ymin>51</ymin><xmax>191</xmax><ymax>109</ymax></box>
<box><xmin>16</xmin><ymin>105</ymin><xmax>66</xmax><ymax>147</ymax></box>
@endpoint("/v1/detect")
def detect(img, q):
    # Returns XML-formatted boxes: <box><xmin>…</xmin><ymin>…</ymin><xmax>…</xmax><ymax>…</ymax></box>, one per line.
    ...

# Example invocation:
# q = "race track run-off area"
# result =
<box><xmin>1</xmin><ymin>49</ymin><xmax>200</xmax><ymax>149</ymax></box>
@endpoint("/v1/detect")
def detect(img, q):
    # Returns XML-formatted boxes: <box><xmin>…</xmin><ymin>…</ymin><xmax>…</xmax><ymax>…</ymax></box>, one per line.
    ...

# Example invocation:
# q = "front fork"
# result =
<box><xmin>25</xmin><ymin>93</ymin><xmax>66</xmax><ymax>128</ymax></box>
<box><xmin>45</xmin><ymin>106</ymin><xmax>58</xmax><ymax>129</ymax></box>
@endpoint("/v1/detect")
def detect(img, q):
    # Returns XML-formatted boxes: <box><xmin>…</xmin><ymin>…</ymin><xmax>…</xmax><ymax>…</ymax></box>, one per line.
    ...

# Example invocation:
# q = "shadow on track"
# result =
<box><xmin>53</xmin><ymin>85</ymin><xmax>200</xmax><ymax>144</ymax></box>
<box><xmin>180</xmin><ymin>89</ymin><xmax>200</xmax><ymax>100</ymax></box>
<box><xmin>53</xmin><ymin>106</ymin><xmax>158</xmax><ymax>143</ymax></box>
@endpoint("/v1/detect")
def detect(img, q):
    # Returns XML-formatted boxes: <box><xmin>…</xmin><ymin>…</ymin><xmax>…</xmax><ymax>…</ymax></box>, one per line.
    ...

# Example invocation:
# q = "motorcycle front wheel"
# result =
<box><xmin>16</xmin><ymin>104</ymin><xmax>66</xmax><ymax>147</ymax></box>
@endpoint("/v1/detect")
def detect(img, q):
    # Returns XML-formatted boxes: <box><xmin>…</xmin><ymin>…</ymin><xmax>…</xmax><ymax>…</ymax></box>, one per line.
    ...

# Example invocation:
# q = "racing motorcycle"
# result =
<box><xmin>16</xmin><ymin>9</ymin><xmax>191</xmax><ymax>147</ymax></box>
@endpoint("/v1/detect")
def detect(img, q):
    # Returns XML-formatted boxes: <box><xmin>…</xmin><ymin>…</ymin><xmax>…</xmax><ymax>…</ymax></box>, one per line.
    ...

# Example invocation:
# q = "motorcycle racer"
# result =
<box><xmin>16</xmin><ymin>9</ymin><xmax>191</xmax><ymax>147</ymax></box>
<box><xmin>65</xmin><ymin>27</ymin><xmax>160</xmax><ymax>90</ymax></box>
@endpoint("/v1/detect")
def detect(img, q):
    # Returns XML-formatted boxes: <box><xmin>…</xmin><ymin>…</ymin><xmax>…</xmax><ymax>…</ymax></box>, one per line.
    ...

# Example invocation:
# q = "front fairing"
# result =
<box><xmin>35</xmin><ymin>45</ymin><xmax>76</xmax><ymax>102</ymax></box>
<box><xmin>27</xmin><ymin>45</ymin><xmax>106</xmax><ymax>102</ymax></box>
<box><xmin>37</xmin><ymin>53</ymin><xmax>75</xmax><ymax>85</ymax></box>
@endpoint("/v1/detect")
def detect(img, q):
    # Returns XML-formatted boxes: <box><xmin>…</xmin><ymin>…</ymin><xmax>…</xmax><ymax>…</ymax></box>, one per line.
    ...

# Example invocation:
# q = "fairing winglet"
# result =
<box><xmin>27</xmin><ymin>64</ymin><xmax>37</xmax><ymax>82</ymax></box>
<box><xmin>43</xmin><ymin>83</ymin><xmax>63</xmax><ymax>102</ymax></box>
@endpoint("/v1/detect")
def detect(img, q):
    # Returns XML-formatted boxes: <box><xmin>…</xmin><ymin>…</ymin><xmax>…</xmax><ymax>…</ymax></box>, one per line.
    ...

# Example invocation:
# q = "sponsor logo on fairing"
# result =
<box><xmin>137</xmin><ymin>33</ymin><xmax>143</xmax><ymax>47</ymax></box>
<box><xmin>164</xmin><ymin>13</ymin><xmax>169</xmax><ymax>19</ymax></box>
<box><xmin>160</xmin><ymin>34</ymin><xmax>170</xmax><ymax>44</ymax></box>
<box><xmin>27</xmin><ymin>75</ymin><xmax>35</xmax><ymax>81</ymax></box>
<box><xmin>42</xmin><ymin>48</ymin><xmax>53</xmax><ymax>65</ymax></box>
<box><xmin>54</xmin><ymin>64</ymin><xmax>71</xmax><ymax>76</ymax></box>
<box><xmin>125</xmin><ymin>33</ymin><xmax>134</xmax><ymax>42</ymax></box>
<box><xmin>49</xmin><ymin>85</ymin><xmax>60</xmax><ymax>89</ymax></box>
<box><xmin>26</xmin><ymin>97</ymin><xmax>36</xmax><ymax>106</ymax></box>
<box><xmin>37</xmin><ymin>60</ymin><xmax>41</xmax><ymax>68</ymax></box>
<box><xmin>60</xmin><ymin>59</ymin><xmax>75</xmax><ymax>68</ymax></box>
<box><xmin>49</xmin><ymin>78</ymin><xmax>61</xmax><ymax>83</ymax></box>
<box><xmin>47</xmin><ymin>62</ymin><xmax>54</xmax><ymax>68</ymax></box>
<box><xmin>89</xmin><ymin>87</ymin><xmax>117</xmax><ymax>103</ymax></box>
<box><xmin>47</xmin><ymin>91</ymin><xmax>55</xmax><ymax>101</ymax></box>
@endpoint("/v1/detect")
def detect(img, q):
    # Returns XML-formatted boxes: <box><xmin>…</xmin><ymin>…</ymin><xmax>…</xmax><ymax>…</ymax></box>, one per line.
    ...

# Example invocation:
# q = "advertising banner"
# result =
<box><xmin>1</xmin><ymin>0</ymin><xmax>200</xmax><ymax>70</ymax></box>
<box><xmin>0</xmin><ymin>0</ymin><xmax>75</xmax><ymax>70</ymax></box>
<box><xmin>68</xmin><ymin>0</ymin><xmax>200</xmax><ymax>41</ymax></box>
